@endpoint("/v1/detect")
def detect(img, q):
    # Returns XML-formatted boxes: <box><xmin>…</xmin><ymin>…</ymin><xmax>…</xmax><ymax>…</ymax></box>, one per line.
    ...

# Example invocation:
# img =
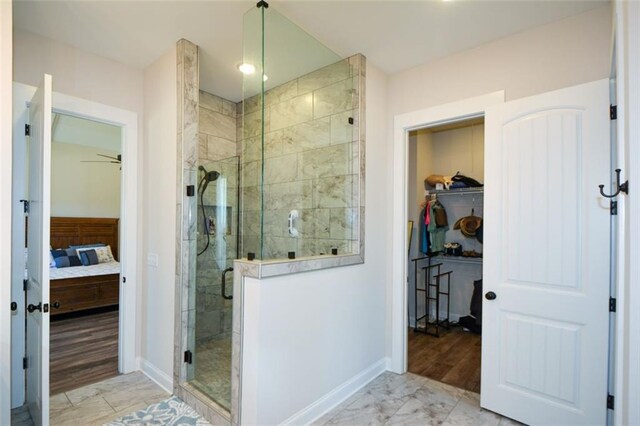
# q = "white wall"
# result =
<box><xmin>0</xmin><ymin>1</ymin><xmax>13</xmax><ymax>423</ymax></box>
<box><xmin>13</xmin><ymin>29</ymin><xmax>144</xmax><ymax>117</ymax></box>
<box><xmin>240</xmin><ymin>61</ymin><xmax>389</xmax><ymax>425</ymax></box>
<box><xmin>51</xmin><ymin>143</ymin><xmax>121</xmax><ymax>218</ymax></box>
<box><xmin>388</xmin><ymin>5</ymin><xmax>612</xmax><ymax>118</ymax></box>
<box><xmin>140</xmin><ymin>46</ymin><xmax>177</xmax><ymax>388</ymax></box>
<box><xmin>386</xmin><ymin>4</ymin><xmax>612</xmax><ymax>358</ymax></box>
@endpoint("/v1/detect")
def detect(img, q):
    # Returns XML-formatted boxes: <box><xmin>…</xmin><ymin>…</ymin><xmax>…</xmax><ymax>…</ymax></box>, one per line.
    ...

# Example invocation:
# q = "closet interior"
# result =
<box><xmin>407</xmin><ymin>117</ymin><xmax>484</xmax><ymax>393</ymax></box>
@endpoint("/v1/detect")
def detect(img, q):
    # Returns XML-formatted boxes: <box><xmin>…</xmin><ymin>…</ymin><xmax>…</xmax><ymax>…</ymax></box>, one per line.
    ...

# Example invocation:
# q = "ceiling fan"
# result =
<box><xmin>81</xmin><ymin>153</ymin><xmax>122</xmax><ymax>164</ymax></box>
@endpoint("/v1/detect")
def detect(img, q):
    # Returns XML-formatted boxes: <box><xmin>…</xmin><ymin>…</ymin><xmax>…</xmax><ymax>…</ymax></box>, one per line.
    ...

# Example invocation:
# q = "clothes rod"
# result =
<box><xmin>426</xmin><ymin>188</ymin><xmax>484</xmax><ymax>196</ymax></box>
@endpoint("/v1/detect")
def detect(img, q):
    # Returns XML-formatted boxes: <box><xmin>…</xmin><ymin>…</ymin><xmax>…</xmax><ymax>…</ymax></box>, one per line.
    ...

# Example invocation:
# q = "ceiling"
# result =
<box><xmin>52</xmin><ymin>113</ymin><xmax>121</xmax><ymax>153</ymax></box>
<box><xmin>13</xmin><ymin>0</ymin><xmax>607</xmax><ymax>103</ymax></box>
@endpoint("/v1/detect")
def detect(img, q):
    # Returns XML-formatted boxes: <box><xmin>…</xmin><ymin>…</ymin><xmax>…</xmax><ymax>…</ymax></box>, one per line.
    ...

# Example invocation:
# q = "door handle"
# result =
<box><xmin>222</xmin><ymin>267</ymin><xmax>234</xmax><ymax>300</ymax></box>
<box><xmin>10</xmin><ymin>302</ymin><xmax>17</xmax><ymax>311</ymax></box>
<box><xmin>485</xmin><ymin>291</ymin><xmax>497</xmax><ymax>300</ymax></box>
<box><xmin>27</xmin><ymin>302</ymin><xmax>42</xmax><ymax>313</ymax></box>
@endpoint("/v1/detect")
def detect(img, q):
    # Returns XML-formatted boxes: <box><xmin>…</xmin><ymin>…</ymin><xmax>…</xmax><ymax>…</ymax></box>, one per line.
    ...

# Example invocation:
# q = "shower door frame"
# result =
<box><xmin>173</xmin><ymin>39</ymin><xmax>235</xmax><ymax>424</ymax></box>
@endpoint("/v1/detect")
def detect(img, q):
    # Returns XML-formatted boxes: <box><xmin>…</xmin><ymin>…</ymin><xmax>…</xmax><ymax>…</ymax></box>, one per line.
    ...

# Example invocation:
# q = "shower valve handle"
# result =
<box><xmin>288</xmin><ymin>210</ymin><xmax>299</xmax><ymax>237</ymax></box>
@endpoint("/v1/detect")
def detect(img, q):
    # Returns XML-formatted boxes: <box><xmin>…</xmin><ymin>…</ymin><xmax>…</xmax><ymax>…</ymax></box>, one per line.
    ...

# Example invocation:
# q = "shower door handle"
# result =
<box><xmin>222</xmin><ymin>267</ymin><xmax>234</xmax><ymax>300</ymax></box>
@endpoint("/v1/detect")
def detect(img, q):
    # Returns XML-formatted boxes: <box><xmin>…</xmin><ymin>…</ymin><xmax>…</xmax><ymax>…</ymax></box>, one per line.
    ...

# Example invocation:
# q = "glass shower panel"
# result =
<box><xmin>190</xmin><ymin>156</ymin><xmax>239</xmax><ymax>411</ymax></box>
<box><xmin>241</xmin><ymin>5</ymin><xmax>359</xmax><ymax>260</ymax></box>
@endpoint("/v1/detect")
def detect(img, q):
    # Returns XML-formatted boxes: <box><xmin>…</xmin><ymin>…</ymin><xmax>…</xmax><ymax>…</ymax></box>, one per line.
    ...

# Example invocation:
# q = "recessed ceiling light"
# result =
<box><xmin>238</xmin><ymin>63</ymin><xmax>256</xmax><ymax>75</ymax></box>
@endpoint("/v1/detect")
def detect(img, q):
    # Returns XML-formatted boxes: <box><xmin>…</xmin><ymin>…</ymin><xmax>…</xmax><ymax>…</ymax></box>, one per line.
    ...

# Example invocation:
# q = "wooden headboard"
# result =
<box><xmin>50</xmin><ymin>217</ymin><xmax>119</xmax><ymax>261</ymax></box>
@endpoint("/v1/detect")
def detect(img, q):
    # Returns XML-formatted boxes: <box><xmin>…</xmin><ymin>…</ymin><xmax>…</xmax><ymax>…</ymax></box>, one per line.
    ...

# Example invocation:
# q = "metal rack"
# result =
<box><xmin>411</xmin><ymin>256</ymin><xmax>453</xmax><ymax>337</ymax></box>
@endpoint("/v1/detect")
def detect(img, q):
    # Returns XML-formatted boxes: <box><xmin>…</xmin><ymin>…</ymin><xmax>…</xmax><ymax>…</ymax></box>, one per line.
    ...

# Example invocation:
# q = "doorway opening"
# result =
<box><xmin>407</xmin><ymin>117</ymin><xmax>485</xmax><ymax>393</ymax></box>
<box><xmin>48</xmin><ymin>112</ymin><xmax>123</xmax><ymax>395</ymax></box>
<box><xmin>10</xmin><ymin>82</ymin><xmax>139</xmax><ymax>425</ymax></box>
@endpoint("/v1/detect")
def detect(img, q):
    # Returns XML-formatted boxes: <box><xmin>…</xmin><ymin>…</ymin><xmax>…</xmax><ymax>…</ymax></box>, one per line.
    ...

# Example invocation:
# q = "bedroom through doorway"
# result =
<box><xmin>47</xmin><ymin>113</ymin><xmax>123</xmax><ymax>395</ymax></box>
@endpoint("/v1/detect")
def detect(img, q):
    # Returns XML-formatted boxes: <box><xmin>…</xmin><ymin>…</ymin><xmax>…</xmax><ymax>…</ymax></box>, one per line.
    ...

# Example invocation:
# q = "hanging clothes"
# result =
<box><xmin>419</xmin><ymin>205</ymin><xmax>431</xmax><ymax>254</ymax></box>
<box><xmin>428</xmin><ymin>200</ymin><xmax>449</xmax><ymax>253</ymax></box>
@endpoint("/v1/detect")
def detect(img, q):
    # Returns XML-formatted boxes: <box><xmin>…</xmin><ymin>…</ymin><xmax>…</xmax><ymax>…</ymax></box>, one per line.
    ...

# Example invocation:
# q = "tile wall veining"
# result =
<box><xmin>239</xmin><ymin>57</ymin><xmax>361</xmax><ymax>259</ymax></box>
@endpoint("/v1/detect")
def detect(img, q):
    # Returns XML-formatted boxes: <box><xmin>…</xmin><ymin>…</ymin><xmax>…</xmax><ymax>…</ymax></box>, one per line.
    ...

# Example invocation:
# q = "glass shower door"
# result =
<box><xmin>190</xmin><ymin>156</ymin><xmax>239</xmax><ymax>411</ymax></box>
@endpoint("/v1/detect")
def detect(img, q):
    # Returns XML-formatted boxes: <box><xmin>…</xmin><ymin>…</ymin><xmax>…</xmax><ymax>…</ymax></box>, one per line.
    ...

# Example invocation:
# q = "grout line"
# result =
<box><xmin>62</xmin><ymin>392</ymin><xmax>72</xmax><ymax>407</ymax></box>
<box><xmin>102</xmin><ymin>396</ymin><xmax>118</xmax><ymax>413</ymax></box>
<box><xmin>442</xmin><ymin>392</ymin><xmax>464</xmax><ymax>424</ymax></box>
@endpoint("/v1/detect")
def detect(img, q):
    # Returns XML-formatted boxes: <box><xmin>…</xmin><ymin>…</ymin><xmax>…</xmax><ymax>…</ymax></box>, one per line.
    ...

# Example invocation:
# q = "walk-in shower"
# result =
<box><xmin>176</xmin><ymin>1</ymin><xmax>364</xmax><ymax>422</ymax></box>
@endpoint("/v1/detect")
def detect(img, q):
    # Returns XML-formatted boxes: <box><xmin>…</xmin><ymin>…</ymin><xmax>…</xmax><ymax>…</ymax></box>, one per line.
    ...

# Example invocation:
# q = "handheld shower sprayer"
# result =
<box><xmin>197</xmin><ymin>165</ymin><xmax>221</xmax><ymax>256</ymax></box>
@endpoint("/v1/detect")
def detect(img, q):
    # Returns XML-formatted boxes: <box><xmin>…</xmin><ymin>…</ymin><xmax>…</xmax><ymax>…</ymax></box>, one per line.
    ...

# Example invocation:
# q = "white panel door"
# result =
<box><xmin>482</xmin><ymin>79</ymin><xmax>610</xmax><ymax>425</ymax></box>
<box><xmin>26</xmin><ymin>74</ymin><xmax>52</xmax><ymax>426</ymax></box>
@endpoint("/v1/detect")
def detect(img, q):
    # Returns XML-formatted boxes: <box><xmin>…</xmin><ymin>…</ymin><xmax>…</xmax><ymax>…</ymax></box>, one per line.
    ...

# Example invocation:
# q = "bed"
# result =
<box><xmin>50</xmin><ymin>217</ymin><xmax>120</xmax><ymax>316</ymax></box>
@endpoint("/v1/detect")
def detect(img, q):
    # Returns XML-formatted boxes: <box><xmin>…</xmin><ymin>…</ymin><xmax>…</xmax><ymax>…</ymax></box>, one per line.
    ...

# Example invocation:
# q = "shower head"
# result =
<box><xmin>199</xmin><ymin>165</ymin><xmax>220</xmax><ymax>183</ymax></box>
<box><xmin>198</xmin><ymin>166</ymin><xmax>221</xmax><ymax>194</ymax></box>
<box><xmin>205</xmin><ymin>171</ymin><xmax>220</xmax><ymax>182</ymax></box>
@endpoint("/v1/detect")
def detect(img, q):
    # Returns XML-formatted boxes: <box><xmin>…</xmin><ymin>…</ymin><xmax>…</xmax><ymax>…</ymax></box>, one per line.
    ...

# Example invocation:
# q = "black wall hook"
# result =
<box><xmin>599</xmin><ymin>169</ymin><xmax>629</xmax><ymax>198</ymax></box>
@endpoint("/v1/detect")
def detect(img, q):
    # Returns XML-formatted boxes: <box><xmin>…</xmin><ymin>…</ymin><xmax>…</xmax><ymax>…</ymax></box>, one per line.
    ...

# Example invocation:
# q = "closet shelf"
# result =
<box><xmin>433</xmin><ymin>254</ymin><xmax>483</xmax><ymax>265</ymax></box>
<box><xmin>426</xmin><ymin>187</ymin><xmax>484</xmax><ymax>196</ymax></box>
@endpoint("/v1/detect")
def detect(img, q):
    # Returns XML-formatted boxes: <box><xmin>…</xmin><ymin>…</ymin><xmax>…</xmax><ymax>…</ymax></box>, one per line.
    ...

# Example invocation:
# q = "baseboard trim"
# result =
<box><xmin>280</xmin><ymin>358</ymin><xmax>388</xmax><ymax>426</ymax></box>
<box><xmin>139</xmin><ymin>358</ymin><xmax>173</xmax><ymax>394</ymax></box>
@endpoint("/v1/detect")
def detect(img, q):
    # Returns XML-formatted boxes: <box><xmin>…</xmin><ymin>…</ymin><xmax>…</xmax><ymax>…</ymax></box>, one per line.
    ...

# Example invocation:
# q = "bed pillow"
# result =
<box><xmin>51</xmin><ymin>249</ymin><xmax>82</xmax><ymax>268</ymax></box>
<box><xmin>79</xmin><ymin>249</ymin><xmax>100</xmax><ymax>266</ymax></box>
<box><xmin>75</xmin><ymin>245</ymin><xmax>115</xmax><ymax>264</ymax></box>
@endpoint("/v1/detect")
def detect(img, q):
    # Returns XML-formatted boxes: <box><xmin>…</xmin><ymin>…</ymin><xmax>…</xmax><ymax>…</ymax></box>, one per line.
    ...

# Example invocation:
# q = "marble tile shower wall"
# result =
<box><xmin>196</xmin><ymin>90</ymin><xmax>239</xmax><ymax>343</ymax></box>
<box><xmin>198</xmin><ymin>90</ymin><xmax>238</xmax><ymax>163</ymax></box>
<box><xmin>239</xmin><ymin>56</ymin><xmax>362</xmax><ymax>259</ymax></box>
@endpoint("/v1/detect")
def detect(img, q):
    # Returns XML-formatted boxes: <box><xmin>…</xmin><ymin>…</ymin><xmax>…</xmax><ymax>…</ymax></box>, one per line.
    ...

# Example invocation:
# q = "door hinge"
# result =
<box><xmin>19</xmin><ymin>199</ymin><xmax>29</xmax><ymax>214</ymax></box>
<box><xmin>610</xmin><ymin>105</ymin><xmax>617</xmax><ymax>120</ymax></box>
<box><xmin>24</xmin><ymin>124</ymin><xmax>30</xmax><ymax>136</ymax></box>
<box><xmin>607</xmin><ymin>394</ymin><xmax>615</xmax><ymax>410</ymax></box>
<box><xmin>184</xmin><ymin>350</ymin><xmax>193</xmax><ymax>364</ymax></box>
<box><xmin>186</xmin><ymin>185</ymin><xmax>195</xmax><ymax>197</ymax></box>
<box><xmin>23</xmin><ymin>279</ymin><xmax>28</xmax><ymax>291</ymax></box>
<box><xmin>611</xmin><ymin>200</ymin><xmax>618</xmax><ymax>216</ymax></box>
<box><xmin>43</xmin><ymin>303</ymin><xmax>49</xmax><ymax>313</ymax></box>
<box><xmin>23</xmin><ymin>357</ymin><xmax>28</xmax><ymax>369</ymax></box>
<box><xmin>609</xmin><ymin>297</ymin><xmax>617</xmax><ymax>312</ymax></box>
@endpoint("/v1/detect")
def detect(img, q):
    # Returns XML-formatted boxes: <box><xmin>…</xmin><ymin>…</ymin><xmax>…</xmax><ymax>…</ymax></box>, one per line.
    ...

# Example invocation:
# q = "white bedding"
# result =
<box><xmin>50</xmin><ymin>261</ymin><xmax>121</xmax><ymax>280</ymax></box>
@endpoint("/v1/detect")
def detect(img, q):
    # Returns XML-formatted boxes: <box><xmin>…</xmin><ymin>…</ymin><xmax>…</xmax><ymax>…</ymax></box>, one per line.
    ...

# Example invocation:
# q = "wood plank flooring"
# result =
<box><xmin>408</xmin><ymin>326</ymin><xmax>481</xmax><ymax>393</ymax></box>
<box><xmin>50</xmin><ymin>309</ymin><xmax>119</xmax><ymax>395</ymax></box>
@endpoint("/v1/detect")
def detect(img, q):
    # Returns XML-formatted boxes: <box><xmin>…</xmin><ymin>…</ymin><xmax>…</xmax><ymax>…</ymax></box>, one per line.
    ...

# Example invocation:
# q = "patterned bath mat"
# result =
<box><xmin>106</xmin><ymin>396</ymin><xmax>211</xmax><ymax>425</ymax></box>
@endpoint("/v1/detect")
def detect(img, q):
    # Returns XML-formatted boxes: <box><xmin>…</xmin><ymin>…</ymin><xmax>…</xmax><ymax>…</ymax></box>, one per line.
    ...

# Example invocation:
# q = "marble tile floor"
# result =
<box><xmin>190</xmin><ymin>335</ymin><xmax>232</xmax><ymax>411</ymax></box>
<box><xmin>313</xmin><ymin>371</ymin><xmax>525</xmax><ymax>426</ymax></box>
<box><xmin>10</xmin><ymin>369</ymin><xmax>525</xmax><ymax>426</ymax></box>
<box><xmin>11</xmin><ymin>371</ymin><xmax>170</xmax><ymax>426</ymax></box>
